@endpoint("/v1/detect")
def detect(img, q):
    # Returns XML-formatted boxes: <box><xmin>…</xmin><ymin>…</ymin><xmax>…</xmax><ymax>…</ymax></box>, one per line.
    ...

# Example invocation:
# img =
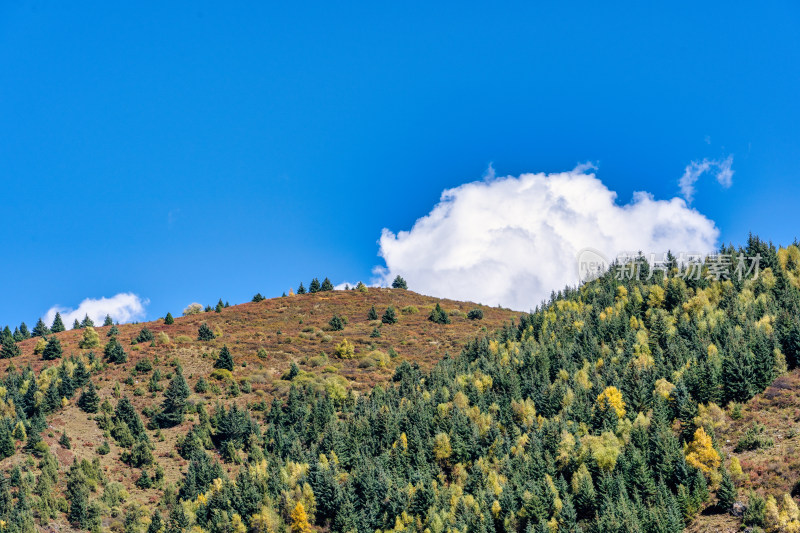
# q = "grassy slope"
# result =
<box><xmin>1</xmin><ymin>288</ymin><xmax>520</xmax><ymax>517</ymax></box>
<box><xmin>690</xmin><ymin>369</ymin><xmax>800</xmax><ymax>531</ymax></box>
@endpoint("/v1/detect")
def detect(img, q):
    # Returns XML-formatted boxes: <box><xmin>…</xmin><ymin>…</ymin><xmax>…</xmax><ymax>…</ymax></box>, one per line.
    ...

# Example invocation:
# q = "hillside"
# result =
<box><xmin>1</xmin><ymin>237</ymin><xmax>800</xmax><ymax>533</ymax></box>
<box><xmin>0</xmin><ymin>288</ymin><xmax>520</xmax><ymax>531</ymax></box>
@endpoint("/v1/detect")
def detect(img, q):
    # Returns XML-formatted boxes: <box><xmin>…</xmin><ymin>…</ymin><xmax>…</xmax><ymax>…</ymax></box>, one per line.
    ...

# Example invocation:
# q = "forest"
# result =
<box><xmin>0</xmin><ymin>235</ymin><xmax>799</xmax><ymax>532</ymax></box>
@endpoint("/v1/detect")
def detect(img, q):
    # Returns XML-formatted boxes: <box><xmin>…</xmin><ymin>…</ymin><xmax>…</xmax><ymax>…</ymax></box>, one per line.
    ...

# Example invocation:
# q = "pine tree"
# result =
<box><xmin>42</xmin><ymin>337</ymin><xmax>63</xmax><ymax>360</ymax></box>
<box><xmin>717</xmin><ymin>467</ymin><xmax>736</xmax><ymax>512</ymax></box>
<box><xmin>321</xmin><ymin>277</ymin><xmax>334</xmax><ymax>291</ymax></box>
<box><xmin>309</xmin><ymin>278</ymin><xmax>321</xmax><ymax>293</ymax></box>
<box><xmin>297</xmin><ymin>283</ymin><xmax>307</xmax><ymax>295</ymax></box>
<box><xmin>252</xmin><ymin>293</ymin><xmax>265</xmax><ymax>302</ymax></box>
<box><xmin>19</xmin><ymin>322</ymin><xmax>30</xmax><ymax>339</ymax></box>
<box><xmin>164</xmin><ymin>312</ymin><xmax>174</xmax><ymax>325</ymax></box>
<box><xmin>135</xmin><ymin>327</ymin><xmax>154</xmax><ymax>343</ymax></box>
<box><xmin>197</xmin><ymin>322</ymin><xmax>214</xmax><ymax>341</ymax></box>
<box><xmin>215</xmin><ymin>299</ymin><xmax>224</xmax><ymax>313</ymax></box>
<box><xmin>382</xmin><ymin>306</ymin><xmax>398</xmax><ymax>324</ymax></box>
<box><xmin>147</xmin><ymin>510</ymin><xmax>163</xmax><ymax>533</ymax></box>
<box><xmin>392</xmin><ymin>275</ymin><xmax>408</xmax><ymax>289</ymax></box>
<box><xmin>215</xmin><ymin>345</ymin><xmax>234</xmax><ymax>371</ymax></box>
<box><xmin>50</xmin><ymin>312</ymin><xmax>66</xmax><ymax>333</ymax></box>
<box><xmin>78</xmin><ymin>383</ymin><xmax>100</xmax><ymax>413</ymax></box>
<box><xmin>80</xmin><ymin>314</ymin><xmax>94</xmax><ymax>328</ymax></box>
<box><xmin>367</xmin><ymin>305</ymin><xmax>378</xmax><ymax>320</ymax></box>
<box><xmin>155</xmin><ymin>371</ymin><xmax>191</xmax><ymax>428</ymax></box>
<box><xmin>72</xmin><ymin>319</ymin><xmax>81</xmax><ymax>330</ymax></box>
<box><xmin>329</xmin><ymin>315</ymin><xmax>345</xmax><ymax>331</ymax></box>
<box><xmin>428</xmin><ymin>303</ymin><xmax>451</xmax><ymax>324</ymax></box>
<box><xmin>0</xmin><ymin>336</ymin><xmax>20</xmax><ymax>359</ymax></box>
<box><xmin>108</xmin><ymin>324</ymin><xmax>119</xmax><ymax>337</ymax></box>
<box><xmin>167</xmin><ymin>504</ymin><xmax>189</xmax><ymax>533</ymax></box>
<box><xmin>104</xmin><ymin>337</ymin><xmax>128</xmax><ymax>364</ymax></box>
<box><xmin>103</xmin><ymin>314</ymin><xmax>114</xmax><ymax>326</ymax></box>
<box><xmin>31</xmin><ymin>317</ymin><xmax>50</xmax><ymax>337</ymax></box>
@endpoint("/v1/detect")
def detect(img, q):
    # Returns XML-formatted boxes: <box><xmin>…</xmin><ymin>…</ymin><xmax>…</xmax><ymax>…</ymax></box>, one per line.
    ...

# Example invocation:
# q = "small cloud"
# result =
<box><xmin>679</xmin><ymin>155</ymin><xmax>734</xmax><ymax>203</ymax></box>
<box><xmin>482</xmin><ymin>162</ymin><xmax>496</xmax><ymax>181</ymax></box>
<box><xmin>45</xmin><ymin>293</ymin><xmax>148</xmax><ymax>327</ymax></box>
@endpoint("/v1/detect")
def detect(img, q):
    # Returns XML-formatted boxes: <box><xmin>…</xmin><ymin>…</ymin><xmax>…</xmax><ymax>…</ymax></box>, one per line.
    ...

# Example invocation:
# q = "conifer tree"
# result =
<box><xmin>50</xmin><ymin>312</ymin><xmax>66</xmax><ymax>333</ymax></box>
<box><xmin>31</xmin><ymin>317</ymin><xmax>50</xmax><ymax>337</ymax></box>
<box><xmin>155</xmin><ymin>371</ymin><xmax>191</xmax><ymax>428</ymax></box>
<box><xmin>0</xmin><ymin>336</ymin><xmax>20</xmax><ymax>359</ymax></box>
<box><xmin>147</xmin><ymin>510</ymin><xmax>163</xmax><ymax>533</ymax></box>
<box><xmin>391</xmin><ymin>275</ymin><xmax>408</xmax><ymax>289</ymax></box>
<box><xmin>19</xmin><ymin>322</ymin><xmax>30</xmax><ymax>339</ymax></box>
<box><xmin>164</xmin><ymin>312</ymin><xmax>174</xmax><ymax>325</ymax></box>
<box><xmin>80</xmin><ymin>314</ymin><xmax>94</xmax><ymax>328</ymax></box>
<box><xmin>214</xmin><ymin>345</ymin><xmax>234</xmax><ymax>371</ymax></box>
<box><xmin>42</xmin><ymin>337</ymin><xmax>63</xmax><ymax>360</ymax></box>
<box><xmin>197</xmin><ymin>322</ymin><xmax>214</xmax><ymax>341</ymax></box>
<box><xmin>290</xmin><ymin>501</ymin><xmax>312</xmax><ymax>533</ymax></box>
<box><xmin>321</xmin><ymin>277</ymin><xmax>334</xmax><ymax>291</ymax></box>
<box><xmin>382</xmin><ymin>306</ymin><xmax>398</xmax><ymax>324</ymax></box>
<box><xmin>252</xmin><ymin>293</ymin><xmax>265</xmax><ymax>302</ymax></box>
<box><xmin>78</xmin><ymin>383</ymin><xmax>100</xmax><ymax>413</ymax></box>
<box><xmin>328</xmin><ymin>314</ymin><xmax>345</xmax><ymax>331</ymax></box>
<box><xmin>104</xmin><ymin>337</ymin><xmax>128</xmax><ymax>364</ymax></box>
<box><xmin>297</xmin><ymin>283</ymin><xmax>307</xmax><ymax>294</ymax></box>
<box><xmin>135</xmin><ymin>327</ymin><xmax>154</xmax><ymax>343</ymax></box>
<box><xmin>717</xmin><ymin>467</ymin><xmax>736</xmax><ymax>512</ymax></box>
<box><xmin>309</xmin><ymin>278</ymin><xmax>321</xmax><ymax>293</ymax></box>
<box><xmin>367</xmin><ymin>305</ymin><xmax>378</xmax><ymax>320</ymax></box>
<box><xmin>72</xmin><ymin>319</ymin><xmax>81</xmax><ymax>330</ymax></box>
<box><xmin>428</xmin><ymin>303</ymin><xmax>450</xmax><ymax>324</ymax></box>
<box><xmin>103</xmin><ymin>314</ymin><xmax>113</xmax><ymax>326</ymax></box>
<box><xmin>108</xmin><ymin>324</ymin><xmax>119</xmax><ymax>337</ymax></box>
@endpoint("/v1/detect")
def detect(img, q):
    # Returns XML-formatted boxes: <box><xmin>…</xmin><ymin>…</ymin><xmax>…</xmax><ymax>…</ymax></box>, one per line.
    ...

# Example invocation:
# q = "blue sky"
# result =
<box><xmin>1</xmin><ymin>2</ymin><xmax>798</xmax><ymax>325</ymax></box>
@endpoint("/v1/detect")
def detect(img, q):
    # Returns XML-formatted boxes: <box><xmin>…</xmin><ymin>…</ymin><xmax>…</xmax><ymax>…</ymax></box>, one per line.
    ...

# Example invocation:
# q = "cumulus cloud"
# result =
<box><xmin>44</xmin><ymin>293</ymin><xmax>148</xmax><ymax>327</ymax></box>
<box><xmin>679</xmin><ymin>155</ymin><xmax>734</xmax><ymax>203</ymax></box>
<box><xmin>375</xmin><ymin>166</ymin><xmax>719</xmax><ymax>311</ymax></box>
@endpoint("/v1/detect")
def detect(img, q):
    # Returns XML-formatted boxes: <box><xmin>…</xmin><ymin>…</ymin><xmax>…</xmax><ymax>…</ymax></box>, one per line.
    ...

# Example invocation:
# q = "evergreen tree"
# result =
<box><xmin>103</xmin><ymin>314</ymin><xmax>114</xmax><ymax>326</ymax></box>
<box><xmin>391</xmin><ymin>275</ymin><xmax>408</xmax><ymax>289</ymax></box>
<box><xmin>78</xmin><ymin>383</ymin><xmax>100</xmax><ymax>413</ymax></box>
<box><xmin>428</xmin><ymin>303</ymin><xmax>451</xmax><ymax>324</ymax></box>
<box><xmin>108</xmin><ymin>324</ymin><xmax>119</xmax><ymax>337</ymax></box>
<box><xmin>155</xmin><ymin>371</ymin><xmax>191</xmax><ymax>428</ymax></box>
<box><xmin>72</xmin><ymin>319</ymin><xmax>81</xmax><ymax>330</ymax></box>
<box><xmin>309</xmin><ymin>278</ymin><xmax>321</xmax><ymax>293</ymax></box>
<box><xmin>80</xmin><ymin>314</ymin><xmax>94</xmax><ymax>328</ymax></box>
<box><xmin>147</xmin><ymin>510</ymin><xmax>163</xmax><ymax>533</ymax></box>
<box><xmin>328</xmin><ymin>314</ymin><xmax>345</xmax><ymax>331</ymax></box>
<box><xmin>164</xmin><ymin>312</ymin><xmax>174</xmax><ymax>325</ymax></box>
<box><xmin>31</xmin><ymin>317</ymin><xmax>50</xmax><ymax>337</ymax></box>
<box><xmin>382</xmin><ymin>306</ymin><xmax>398</xmax><ymax>324</ymax></box>
<box><xmin>135</xmin><ymin>327</ymin><xmax>154</xmax><ymax>343</ymax></box>
<box><xmin>215</xmin><ymin>299</ymin><xmax>224</xmax><ymax>313</ymax></box>
<box><xmin>297</xmin><ymin>283</ymin><xmax>307</xmax><ymax>295</ymax></box>
<box><xmin>367</xmin><ymin>305</ymin><xmax>378</xmax><ymax>320</ymax></box>
<box><xmin>50</xmin><ymin>313</ymin><xmax>66</xmax><ymax>333</ymax></box>
<box><xmin>321</xmin><ymin>277</ymin><xmax>334</xmax><ymax>291</ymax></box>
<box><xmin>197</xmin><ymin>322</ymin><xmax>214</xmax><ymax>341</ymax></box>
<box><xmin>716</xmin><ymin>467</ymin><xmax>736</xmax><ymax>512</ymax></box>
<box><xmin>19</xmin><ymin>322</ymin><xmax>30</xmax><ymax>339</ymax></box>
<box><xmin>252</xmin><ymin>293</ymin><xmax>265</xmax><ymax>302</ymax></box>
<box><xmin>0</xmin><ymin>336</ymin><xmax>20</xmax><ymax>359</ymax></box>
<box><xmin>214</xmin><ymin>345</ymin><xmax>234</xmax><ymax>371</ymax></box>
<box><xmin>104</xmin><ymin>337</ymin><xmax>128</xmax><ymax>364</ymax></box>
<box><xmin>167</xmin><ymin>504</ymin><xmax>189</xmax><ymax>533</ymax></box>
<box><xmin>41</xmin><ymin>337</ymin><xmax>63</xmax><ymax>360</ymax></box>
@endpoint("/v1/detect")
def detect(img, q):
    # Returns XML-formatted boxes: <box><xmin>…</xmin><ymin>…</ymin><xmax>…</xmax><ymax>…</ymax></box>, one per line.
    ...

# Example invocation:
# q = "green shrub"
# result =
<box><xmin>735</xmin><ymin>422</ymin><xmax>773</xmax><ymax>452</ymax></box>
<box><xmin>467</xmin><ymin>308</ymin><xmax>484</xmax><ymax>320</ymax></box>
<box><xmin>400</xmin><ymin>306</ymin><xmax>418</xmax><ymax>315</ymax></box>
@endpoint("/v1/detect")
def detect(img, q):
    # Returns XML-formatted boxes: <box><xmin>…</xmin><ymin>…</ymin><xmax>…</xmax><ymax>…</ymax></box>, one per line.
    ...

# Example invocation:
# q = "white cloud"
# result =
<box><xmin>375</xmin><ymin>166</ymin><xmax>719</xmax><ymax>311</ymax></box>
<box><xmin>45</xmin><ymin>293</ymin><xmax>148</xmax><ymax>327</ymax></box>
<box><xmin>679</xmin><ymin>155</ymin><xmax>734</xmax><ymax>203</ymax></box>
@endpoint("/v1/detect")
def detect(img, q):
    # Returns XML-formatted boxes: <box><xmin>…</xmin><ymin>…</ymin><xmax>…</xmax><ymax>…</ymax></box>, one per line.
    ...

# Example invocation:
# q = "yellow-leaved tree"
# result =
<box><xmin>290</xmin><ymin>502</ymin><xmax>312</xmax><ymax>533</ymax></box>
<box><xmin>596</xmin><ymin>386</ymin><xmax>626</xmax><ymax>418</ymax></box>
<box><xmin>684</xmin><ymin>427</ymin><xmax>720</xmax><ymax>475</ymax></box>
